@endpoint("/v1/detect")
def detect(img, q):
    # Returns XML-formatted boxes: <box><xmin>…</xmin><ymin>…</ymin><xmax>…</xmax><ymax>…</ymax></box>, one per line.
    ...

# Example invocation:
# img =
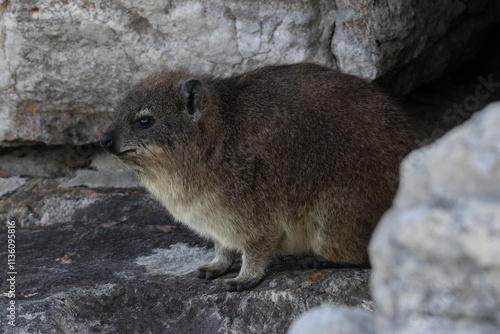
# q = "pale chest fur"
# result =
<box><xmin>139</xmin><ymin>173</ymin><xmax>243</xmax><ymax>250</ymax></box>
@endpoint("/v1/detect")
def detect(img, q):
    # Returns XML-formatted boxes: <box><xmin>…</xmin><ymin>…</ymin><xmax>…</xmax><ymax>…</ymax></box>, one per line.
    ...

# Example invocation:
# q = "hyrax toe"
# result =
<box><xmin>197</xmin><ymin>264</ymin><xmax>229</xmax><ymax>280</ymax></box>
<box><xmin>223</xmin><ymin>276</ymin><xmax>263</xmax><ymax>292</ymax></box>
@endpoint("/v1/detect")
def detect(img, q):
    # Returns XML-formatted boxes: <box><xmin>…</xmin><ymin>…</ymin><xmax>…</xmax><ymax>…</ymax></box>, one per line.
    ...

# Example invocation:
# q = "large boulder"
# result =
<box><xmin>334</xmin><ymin>0</ymin><xmax>498</xmax><ymax>94</ymax></box>
<box><xmin>0</xmin><ymin>0</ymin><xmax>497</xmax><ymax>146</ymax></box>
<box><xmin>0</xmin><ymin>0</ymin><xmax>337</xmax><ymax>146</ymax></box>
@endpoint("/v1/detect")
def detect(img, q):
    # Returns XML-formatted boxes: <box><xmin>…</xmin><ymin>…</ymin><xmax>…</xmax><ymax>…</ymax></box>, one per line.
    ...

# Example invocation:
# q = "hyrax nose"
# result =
<box><xmin>100</xmin><ymin>132</ymin><xmax>113</xmax><ymax>149</ymax></box>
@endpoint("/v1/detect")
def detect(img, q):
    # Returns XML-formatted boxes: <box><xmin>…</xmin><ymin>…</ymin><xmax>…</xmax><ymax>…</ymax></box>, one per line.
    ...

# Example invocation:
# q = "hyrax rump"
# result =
<box><xmin>100</xmin><ymin>63</ymin><xmax>413</xmax><ymax>291</ymax></box>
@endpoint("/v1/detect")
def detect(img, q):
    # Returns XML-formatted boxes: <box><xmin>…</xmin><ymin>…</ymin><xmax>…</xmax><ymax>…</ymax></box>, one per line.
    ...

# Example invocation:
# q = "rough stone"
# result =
<box><xmin>0</xmin><ymin>176</ymin><xmax>26</xmax><ymax>197</ymax></box>
<box><xmin>0</xmin><ymin>145</ymin><xmax>139</xmax><ymax>187</ymax></box>
<box><xmin>0</xmin><ymin>178</ymin><xmax>122</xmax><ymax>227</ymax></box>
<box><xmin>338</xmin><ymin>0</ymin><xmax>499</xmax><ymax>94</ymax></box>
<box><xmin>1</xmin><ymin>0</ymin><xmax>497</xmax><ymax>146</ymax></box>
<box><xmin>0</xmin><ymin>0</ymin><xmax>337</xmax><ymax>146</ymax></box>
<box><xmin>0</xmin><ymin>144</ymin><xmax>99</xmax><ymax>178</ymax></box>
<box><xmin>370</xmin><ymin>102</ymin><xmax>500</xmax><ymax>334</ymax></box>
<box><xmin>59</xmin><ymin>152</ymin><xmax>140</xmax><ymax>188</ymax></box>
<box><xmin>0</xmin><ymin>181</ymin><xmax>372</xmax><ymax>333</ymax></box>
<box><xmin>287</xmin><ymin>305</ymin><xmax>375</xmax><ymax>334</ymax></box>
<box><xmin>136</xmin><ymin>243</ymin><xmax>215</xmax><ymax>276</ymax></box>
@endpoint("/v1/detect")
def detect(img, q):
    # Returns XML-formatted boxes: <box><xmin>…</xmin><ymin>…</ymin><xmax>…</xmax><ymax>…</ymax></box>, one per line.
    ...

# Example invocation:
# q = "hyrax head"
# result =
<box><xmin>100</xmin><ymin>71</ymin><xmax>207</xmax><ymax>171</ymax></box>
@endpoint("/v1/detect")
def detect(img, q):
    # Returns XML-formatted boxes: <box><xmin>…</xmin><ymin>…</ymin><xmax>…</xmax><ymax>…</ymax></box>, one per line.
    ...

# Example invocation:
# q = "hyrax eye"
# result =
<box><xmin>136</xmin><ymin>117</ymin><xmax>154</xmax><ymax>129</ymax></box>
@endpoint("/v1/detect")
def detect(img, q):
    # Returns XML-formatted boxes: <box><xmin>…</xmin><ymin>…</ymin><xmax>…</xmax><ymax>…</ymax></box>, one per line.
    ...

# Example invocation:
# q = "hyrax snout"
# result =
<box><xmin>101</xmin><ymin>63</ymin><xmax>414</xmax><ymax>291</ymax></box>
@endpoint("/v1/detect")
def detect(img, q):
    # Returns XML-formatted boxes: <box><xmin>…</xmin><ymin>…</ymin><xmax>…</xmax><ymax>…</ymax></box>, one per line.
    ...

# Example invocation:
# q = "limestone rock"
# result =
<box><xmin>0</xmin><ymin>145</ymin><xmax>139</xmax><ymax>187</ymax></box>
<box><xmin>370</xmin><ymin>102</ymin><xmax>500</xmax><ymax>334</ymax></box>
<box><xmin>59</xmin><ymin>152</ymin><xmax>140</xmax><ymax>188</ymax></box>
<box><xmin>335</xmin><ymin>0</ymin><xmax>498</xmax><ymax>94</ymax></box>
<box><xmin>0</xmin><ymin>145</ymin><xmax>97</xmax><ymax>178</ymax></box>
<box><xmin>0</xmin><ymin>0</ymin><xmax>497</xmax><ymax>146</ymax></box>
<box><xmin>0</xmin><ymin>178</ymin><xmax>105</xmax><ymax>227</ymax></box>
<box><xmin>0</xmin><ymin>0</ymin><xmax>337</xmax><ymax>146</ymax></box>
<box><xmin>0</xmin><ymin>176</ymin><xmax>26</xmax><ymax>197</ymax></box>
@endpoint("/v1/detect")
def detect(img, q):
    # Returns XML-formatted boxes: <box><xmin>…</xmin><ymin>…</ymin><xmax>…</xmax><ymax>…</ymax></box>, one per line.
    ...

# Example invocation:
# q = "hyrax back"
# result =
<box><xmin>101</xmin><ymin>63</ymin><xmax>414</xmax><ymax>291</ymax></box>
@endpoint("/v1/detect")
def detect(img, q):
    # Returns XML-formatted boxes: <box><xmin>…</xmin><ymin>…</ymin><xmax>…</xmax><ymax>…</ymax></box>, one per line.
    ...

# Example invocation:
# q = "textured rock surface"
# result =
<box><xmin>354</xmin><ymin>0</ymin><xmax>499</xmax><ymax>94</ymax></box>
<box><xmin>0</xmin><ymin>0</ymin><xmax>497</xmax><ymax>146</ymax></box>
<box><xmin>0</xmin><ymin>176</ymin><xmax>25</xmax><ymax>197</ymax></box>
<box><xmin>0</xmin><ymin>144</ymin><xmax>139</xmax><ymax>187</ymax></box>
<box><xmin>0</xmin><ymin>144</ymin><xmax>98</xmax><ymax>178</ymax></box>
<box><xmin>0</xmin><ymin>0</ymin><xmax>337</xmax><ymax>146</ymax></box>
<box><xmin>0</xmin><ymin>182</ymin><xmax>372</xmax><ymax>333</ymax></box>
<box><xmin>58</xmin><ymin>152</ymin><xmax>140</xmax><ymax>189</ymax></box>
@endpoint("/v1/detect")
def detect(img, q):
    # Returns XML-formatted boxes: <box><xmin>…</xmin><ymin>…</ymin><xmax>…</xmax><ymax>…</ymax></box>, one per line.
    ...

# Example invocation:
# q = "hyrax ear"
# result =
<box><xmin>178</xmin><ymin>78</ymin><xmax>205</xmax><ymax>119</ymax></box>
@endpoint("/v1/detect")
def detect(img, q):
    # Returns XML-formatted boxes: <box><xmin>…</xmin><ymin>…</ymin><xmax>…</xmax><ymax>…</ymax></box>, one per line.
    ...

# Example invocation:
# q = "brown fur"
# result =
<box><xmin>100</xmin><ymin>63</ymin><xmax>414</xmax><ymax>291</ymax></box>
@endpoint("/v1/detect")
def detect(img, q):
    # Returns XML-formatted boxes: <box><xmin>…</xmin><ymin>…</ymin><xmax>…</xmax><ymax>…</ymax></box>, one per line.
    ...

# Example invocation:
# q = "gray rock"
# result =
<box><xmin>0</xmin><ymin>181</ymin><xmax>372</xmax><ymax>333</ymax></box>
<box><xmin>0</xmin><ymin>176</ymin><xmax>26</xmax><ymax>197</ymax></box>
<box><xmin>0</xmin><ymin>144</ymin><xmax>98</xmax><ymax>178</ymax></box>
<box><xmin>136</xmin><ymin>243</ymin><xmax>215</xmax><ymax>276</ymax></box>
<box><xmin>287</xmin><ymin>305</ymin><xmax>375</xmax><ymax>334</ymax></box>
<box><xmin>334</xmin><ymin>0</ymin><xmax>499</xmax><ymax>95</ymax></box>
<box><xmin>59</xmin><ymin>152</ymin><xmax>140</xmax><ymax>188</ymax></box>
<box><xmin>1</xmin><ymin>0</ymin><xmax>497</xmax><ymax>146</ymax></box>
<box><xmin>0</xmin><ymin>0</ymin><xmax>337</xmax><ymax>146</ymax></box>
<box><xmin>0</xmin><ymin>145</ymin><xmax>139</xmax><ymax>187</ymax></box>
<box><xmin>0</xmin><ymin>178</ymin><xmax>124</xmax><ymax>227</ymax></box>
<box><xmin>370</xmin><ymin>102</ymin><xmax>500</xmax><ymax>334</ymax></box>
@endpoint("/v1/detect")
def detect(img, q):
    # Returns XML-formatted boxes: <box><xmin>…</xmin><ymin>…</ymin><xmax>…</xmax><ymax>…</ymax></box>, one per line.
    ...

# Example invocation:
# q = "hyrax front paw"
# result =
<box><xmin>197</xmin><ymin>264</ymin><xmax>229</xmax><ymax>280</ymax></box>
<box><xmin>198</xmin><ymin>242</ymin><xmax>235</xmax><ymax>279</ymax></box>
<box><xmin>223</xmin><ymin>276</ymin><xmax>263</xmax><ymax>292</ymax></box>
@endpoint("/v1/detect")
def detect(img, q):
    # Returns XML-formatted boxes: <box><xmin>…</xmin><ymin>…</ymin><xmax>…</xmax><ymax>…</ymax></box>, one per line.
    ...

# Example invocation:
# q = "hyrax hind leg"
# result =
<box><xmin>197</xmin><ymin>241</ymin><xmax>235</xmax><ymax>280</ymax></box>
<box><xmin>310</xmin><ymin>191</ymin><xmax>376</xmax><ymax>267</ymax></box>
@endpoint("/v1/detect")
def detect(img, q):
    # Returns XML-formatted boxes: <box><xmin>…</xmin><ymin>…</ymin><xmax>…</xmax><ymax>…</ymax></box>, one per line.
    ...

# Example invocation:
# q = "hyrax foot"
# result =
<box><xmin>197</xmin><ymin>264</ymin><xmax>230</xmax><ymax>280</ymax></box>
<box><xmin>223</xmin><ymin>276</ymin><xmax>263</xmax><ymax>292</ymax></box>
<box><xmin>222</xmin><ymin>249</ymin><xmax>270</xmax><ymax>292</ymax></box>
<box><xmin>296</xmin><ymin>257</ymin><xmax>327</xmax><ymax>269</ymax></box>
<box><xmin>278</xmin><ymin>254</ymin><xmax>326</xmax><ymax>270</ymax></box>
<box><xmin>197</xmin><ymin>242</ymin><xmax>235</xmax><ymax>280</ymax></box>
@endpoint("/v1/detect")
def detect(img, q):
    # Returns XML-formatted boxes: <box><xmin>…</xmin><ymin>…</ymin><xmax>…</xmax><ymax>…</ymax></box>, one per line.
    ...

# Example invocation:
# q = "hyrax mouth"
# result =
<box><xmin>115</xmin><ymin>149</ymin><xmax>136</xmax><ymax>157</ymax></box>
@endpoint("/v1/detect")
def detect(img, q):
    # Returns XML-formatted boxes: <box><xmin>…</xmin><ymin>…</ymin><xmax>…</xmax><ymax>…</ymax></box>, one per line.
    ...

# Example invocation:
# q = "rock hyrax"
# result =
<box><xmin>100</xmin><ymin>63</ymin><xmax>414</xmax><ymax>291</ymax></box>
